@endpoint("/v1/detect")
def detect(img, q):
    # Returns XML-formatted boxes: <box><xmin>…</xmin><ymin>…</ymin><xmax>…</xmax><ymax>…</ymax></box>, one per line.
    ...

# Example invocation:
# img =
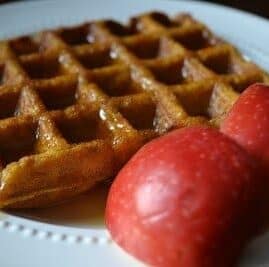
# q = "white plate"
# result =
<box><xmin>1</xmin><ymin>0</ymin><xmax>269</xmax><ymax>266</ymax></box>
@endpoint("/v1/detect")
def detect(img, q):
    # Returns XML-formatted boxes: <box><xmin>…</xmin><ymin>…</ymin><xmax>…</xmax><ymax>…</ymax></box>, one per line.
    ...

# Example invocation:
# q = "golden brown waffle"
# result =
<box><xmin>0</xmin><ymin>11</ymin><xmax>268</xmax><ymax>209</ymax></box>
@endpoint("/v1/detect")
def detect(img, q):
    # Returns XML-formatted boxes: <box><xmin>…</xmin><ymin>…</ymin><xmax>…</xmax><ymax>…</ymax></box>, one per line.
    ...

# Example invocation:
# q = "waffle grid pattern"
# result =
<box><xmin>0</xmin><ymin>12</ymin><xmax>268</xmax><ymax>208</ymax></box>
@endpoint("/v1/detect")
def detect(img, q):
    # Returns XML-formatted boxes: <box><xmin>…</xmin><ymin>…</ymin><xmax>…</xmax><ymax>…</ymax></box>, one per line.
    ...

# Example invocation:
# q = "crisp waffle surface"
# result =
<box><xmin>0</xmin><ymin>11</ymin><xmax>268</xmax><ymax>208</ymax></box>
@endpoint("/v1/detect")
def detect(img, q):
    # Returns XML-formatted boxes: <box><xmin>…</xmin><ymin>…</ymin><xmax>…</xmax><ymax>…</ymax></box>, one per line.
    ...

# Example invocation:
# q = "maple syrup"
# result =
<box><xmin>13</xmin><ymin>182</ymin><xmax>111</xmax><ymax>228</ymax></box>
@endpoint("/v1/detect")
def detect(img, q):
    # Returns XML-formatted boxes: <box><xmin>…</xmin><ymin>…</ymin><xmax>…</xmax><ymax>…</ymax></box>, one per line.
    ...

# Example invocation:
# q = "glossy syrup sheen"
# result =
<box><xmin>11</xmin><ymin>183</ymin><xmax>110</xmax><ymax>228</ymax></box>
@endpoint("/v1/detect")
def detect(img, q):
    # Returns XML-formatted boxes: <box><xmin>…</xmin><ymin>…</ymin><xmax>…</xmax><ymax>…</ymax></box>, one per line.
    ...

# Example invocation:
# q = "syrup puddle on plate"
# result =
<box><xmin>0</xmin><ymin>210</ymin><xmax>7</xmax><ymax>220</ymax></box>
<box><xmin>9</xmin><ymin>182</ymin><xmax>111</xmax><ymax>229</ymax></box>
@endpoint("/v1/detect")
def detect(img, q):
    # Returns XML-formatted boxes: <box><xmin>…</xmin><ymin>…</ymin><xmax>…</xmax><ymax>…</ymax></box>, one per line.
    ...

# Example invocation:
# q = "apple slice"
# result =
<box><xmin>106</xmin><ymin>127</ymin><xmax>265</xmax><ymax>267</ymax></box>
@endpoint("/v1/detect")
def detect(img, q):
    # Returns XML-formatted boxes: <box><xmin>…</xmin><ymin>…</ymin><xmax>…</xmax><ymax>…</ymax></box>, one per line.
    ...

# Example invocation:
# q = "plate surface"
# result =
<box><xmin>1</xmin><ymin>0</ymin><xmax>269</xmax><ymax>266</ymax></box>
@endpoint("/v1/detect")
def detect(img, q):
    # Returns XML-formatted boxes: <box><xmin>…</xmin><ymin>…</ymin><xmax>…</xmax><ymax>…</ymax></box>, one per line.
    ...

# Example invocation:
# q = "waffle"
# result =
<box><xmin>0</xmin><ymin>11</ymin><xmax>268</xmax><ymax>209</ymax></box>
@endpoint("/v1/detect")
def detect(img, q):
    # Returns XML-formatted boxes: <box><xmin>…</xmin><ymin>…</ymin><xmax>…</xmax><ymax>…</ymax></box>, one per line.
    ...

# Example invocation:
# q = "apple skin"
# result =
<box><xmin>221</xmin><ymin>83</ymin><xmax>269</xmax><ymax>175</ymax></box>
<box><xmin>105</xmin><ymin>127</ymin><xmax>265</xmax><ymax>267</ymax></box>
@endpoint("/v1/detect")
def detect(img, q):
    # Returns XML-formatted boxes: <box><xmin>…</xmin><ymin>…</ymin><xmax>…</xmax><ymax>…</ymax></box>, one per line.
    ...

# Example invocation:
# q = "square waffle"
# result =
<box><xmin>0</xmin><ymin>11</ymin><xmax>268</xmax><ymax>208</ymax></box>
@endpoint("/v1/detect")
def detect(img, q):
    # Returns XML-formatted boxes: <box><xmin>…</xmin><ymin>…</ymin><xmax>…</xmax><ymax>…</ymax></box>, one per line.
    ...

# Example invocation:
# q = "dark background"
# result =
<box><xmin>204</xmin><ymin>0</ymin><xmax>269</xmax><ymax>18</ymax></box>
<box><xmin>0</xmin><ymin>0</ymin><xmax>269</xmax><ymax>19</ymax></box>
